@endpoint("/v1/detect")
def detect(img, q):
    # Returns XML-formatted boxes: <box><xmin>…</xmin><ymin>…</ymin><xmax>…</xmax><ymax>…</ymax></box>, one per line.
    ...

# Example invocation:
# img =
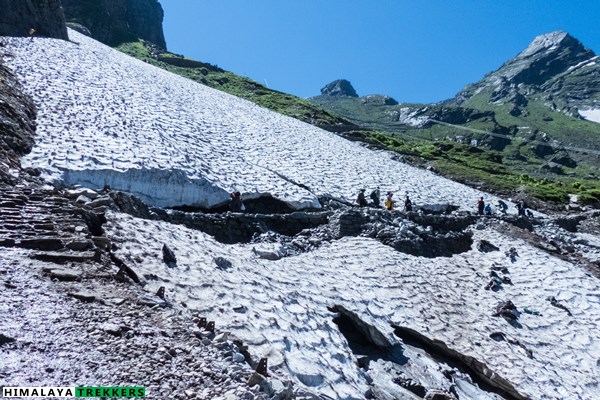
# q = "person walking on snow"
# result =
<box><xmin>497</xmin><ymin>199</ymin><xmax>508</xmax><ymax>214</ymax></box>
<box><xmin>484</xmin><ymin>203</ymin><xmax>492</xmax><ymax>215</ymax></box>
<box><xmin>477</xmin><ymin>197</ymin><xmax>485</xmax><ymax>215</ymax></box>
<box><xmin>230</xmin><ymin>191</ymin><xmax>244</xmax><ymax>212</ymax></box>
<box><xmin>370</xmin><ymin>188</ymin><xmax>381</xmax><ymax>207</ymax></box>
<box><xmin>517</xmin><ymin>199</ymin><xmax>526</xmax><ymax>217</ymax></box>
<box><xmin>385</xmin><ymin>192</ymin><xmax>396</xmax><ymax>210</ymax></box>
<box><xmin>356</xmin><ymin>189</ymin><xmax>368</xmax><ymax>207</ymax></box>
<box><xmin>404</xmin><ymin>195</ymin><xmax>412</xmax><ymax>212</ymax></box>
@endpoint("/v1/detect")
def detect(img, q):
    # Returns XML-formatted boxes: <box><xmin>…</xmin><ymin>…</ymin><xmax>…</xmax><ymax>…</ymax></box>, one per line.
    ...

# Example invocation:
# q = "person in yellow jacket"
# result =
<box><xmin>385</xmin><ymin>192</ymin><xmax>396</xmax><ymax>210</ymax></box>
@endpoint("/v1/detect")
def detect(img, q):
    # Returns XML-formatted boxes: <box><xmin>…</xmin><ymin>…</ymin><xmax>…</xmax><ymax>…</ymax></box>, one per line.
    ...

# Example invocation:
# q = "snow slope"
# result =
<box><xmin>104</xmin><ymin>212</ymin><xmax>600</xmax><ymax>399</ymax></box>
<box><xmin>3</xmin><ymin>30</ymin><xmax>501</xmax><ymax>211</ymax></box>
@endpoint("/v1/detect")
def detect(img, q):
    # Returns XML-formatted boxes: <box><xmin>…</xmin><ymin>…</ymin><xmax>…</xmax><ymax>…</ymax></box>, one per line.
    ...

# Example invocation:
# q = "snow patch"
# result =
<box><xmin>579</xmin><ymin>109</ymin><xmax>600</xmax><ymax>124</ymax></box>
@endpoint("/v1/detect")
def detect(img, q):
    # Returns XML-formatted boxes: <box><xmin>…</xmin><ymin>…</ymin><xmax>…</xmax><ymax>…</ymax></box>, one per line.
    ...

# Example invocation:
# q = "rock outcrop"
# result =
<box><xmin>61</xmin><ymin>0</ymin><xmax>166</xmax><ymax>48</ymax></box>
<box><xmin>0</xmin><ymin>62</ymin><xmax>36</xmax><ymax>184</ymax></box>
<box><xmin>320</xmin><ymin>79</ymin><xmax>359</xmax><ymax>97</ymax></box>
<box><xmin>0</xmin><ymin>0</ymin><xmax>68</xmax><ymax>39</ymax></box>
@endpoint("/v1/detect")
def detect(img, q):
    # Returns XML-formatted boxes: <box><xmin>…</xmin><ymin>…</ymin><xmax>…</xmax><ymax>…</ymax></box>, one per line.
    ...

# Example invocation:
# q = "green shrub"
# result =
<box><xmin>579</xmin><ymin>189</ymin><xmax>600</xmax><ymax>204</ymax></box>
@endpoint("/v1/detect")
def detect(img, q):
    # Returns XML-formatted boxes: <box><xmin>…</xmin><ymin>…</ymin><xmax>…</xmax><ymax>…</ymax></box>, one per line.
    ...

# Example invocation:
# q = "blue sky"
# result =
<box><xmin>161</xmin><ymin>1</ymin><xmax>600</xmax><ymax>104</ymax></box>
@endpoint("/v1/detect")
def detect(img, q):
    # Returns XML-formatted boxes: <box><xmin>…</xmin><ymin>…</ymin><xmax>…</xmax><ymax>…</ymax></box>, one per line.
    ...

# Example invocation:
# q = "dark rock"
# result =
<box><xmin>320</xmin><ymin>79</ymin><xmax>358</xmax><ymax>97</ymax></box>
<box><xmin>65</xmin><ymin>21</ymin><xmax>91</xmax><ymax>36</ymax></box>
<box><xmin>0</xmin><ymin>333</ymin><xmax>16</xmax><ymax>346</ymax></box>
<box><xmin>87</xmin><ymin>195</ymin><xmax>114</xmax><ymax>208</ymax></box>
<box><xmin>493</xmin><ymin>300</ymin><xmax>519</xmax><ymax>321</ymax></box>
<box><xmin>540</xmin><ymin>161</ymin><xmax>564</xmax><ymax>174</ymax></box>
<box><xmin>214</xmin><ymin>256</ymin><xmax>232</xmax><ymax>270</ymax></box>
<box><xmin>110</xmin><ymin>191</ymin><xmax>155</xmax><ymax>219</ymax></box>
<box><xmin>67</xmin><ymin>291</ymin><xmax>96</xmax><ymax>303</ymax></box>
<box><xmin>0</xmin><ymin>0</ymin><xmax>68</xmax><ymax>39</ymax></box>
<box><xmin>247</xmin><ymin>371</ymin><xmax>267</xmax><ymax>387</ymax></box>
<box><xmin>547</xmin><ymin>296</ymin><xmax>573</xmax><ymax>316</ymax></box>
<box><xmin>549</xmin><ymin>151</ymin><xmax>577</xmax><ymax>168</ymax></box>
<box><xmin>162</xmin><ymin>243</ymin><xmax>177</xmax><ymax>266</ymax></box>
<box><xmin>61</xmin><ymin>0</ymin><xmax>166</xmax><ymax>48</ymax></box>
<box><xmin>33</xmin><ymin>251</ymin><xmax>98</xmax><ymax>264</ymax></box>
<box><xmin>45</xmin><ymin>268</ymin><xmax>80</xmax><ymax>281</ymax></box>
<box><xmin>393</xmin><ymin>376</ymin><xmax>426</xmax><ymax>397</ymax></box>
<box><xmin>553</xmin><ymin>214</ymin><xmax>587</xmax><ymax>232</ymax></box>
<box><xmin>77</xmin><ymin>209</ymin><xmax>106</xmax><ymax>236</ymax></box>
<box><xmin>0</xmin><ymin>63</ymin><xmax>36</xmax><ymax>184</ymax></box>
<box><xmin>477</xmin><ymin>239</ymin><xmax>500</xmax><ymax>252</ymax></box>
<box><xmin>65</xmin><ymin>240</ymin><xmax>93</xmax><ymax>251</ymax></box>
<box><xmin>0</xmin><ymin>238</ymin><xmax>16</xmax><ymax>247</ymax></box>
<box><xmin>137</xmin><ymin>295</ymin><xmax>166</xmax><ymax>307</ymax></box>
<box><xmin>20</xmin><ymin>237</ymin><xmax>63</xmax><ymax>251</ymax></box>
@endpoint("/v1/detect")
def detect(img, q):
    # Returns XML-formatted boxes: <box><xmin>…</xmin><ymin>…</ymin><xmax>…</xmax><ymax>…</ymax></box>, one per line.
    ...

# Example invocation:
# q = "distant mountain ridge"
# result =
<box><xmin>450</xmin><ymin>30</ymin><xmax>600</xmax><ymax>117</ymax></box>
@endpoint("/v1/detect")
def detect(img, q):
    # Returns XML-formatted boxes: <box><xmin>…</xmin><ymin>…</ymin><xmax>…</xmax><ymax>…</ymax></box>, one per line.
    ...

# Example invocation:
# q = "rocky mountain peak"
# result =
<box><xmin>451</xmin><ymin>30</ymin><xmax>600</xmax><ymax>112</ymax></box>
<box><xmin>497</xmin><ymin>30</ymin><xmax>594</xmax><ymax>87</ymax></box>
<box><xmin>517</xmin><ymin>30</ymin><xmax>572</xmax><ymax>58</ymax></box>
<box><xmin>320</xmin><ymin>79</ymin><xmax>358</xmax><ymax>97</ymax></box>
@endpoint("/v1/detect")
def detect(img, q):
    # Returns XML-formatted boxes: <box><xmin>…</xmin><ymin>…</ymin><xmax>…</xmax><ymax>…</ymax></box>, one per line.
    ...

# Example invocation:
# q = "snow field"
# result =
<box><xmin>105</xmin><ymin>212</ymin><xmax>600</xmax><ymax>399</ymax></box>
<box><xmin>4</xmin><ymin>30</ymin><xmax>503</xmax><ymax>211</ymax></box>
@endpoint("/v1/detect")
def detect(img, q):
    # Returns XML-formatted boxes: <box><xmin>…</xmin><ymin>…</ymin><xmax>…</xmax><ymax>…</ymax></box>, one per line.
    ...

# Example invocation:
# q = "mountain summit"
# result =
<box><xmin>320</xmin><ymin>79</ymin><xmax>359</xmax><ymax>97</ymax></box>
<box><xmin>453</xmin><ymin>30</ymin><xmax>600</xmax><ymax>113</ymax></box>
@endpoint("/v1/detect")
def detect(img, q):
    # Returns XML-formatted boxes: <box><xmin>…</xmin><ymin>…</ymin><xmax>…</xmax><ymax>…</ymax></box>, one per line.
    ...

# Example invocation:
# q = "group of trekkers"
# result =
<box><xmin>356</xmin><ymin>188</ymin><xmax>412</xmax><ymax>212</ymax></box>
<box><xmin>477</xmin><ymin>196</ymin><xmax>534</xmax><ymax>218</ymax></box>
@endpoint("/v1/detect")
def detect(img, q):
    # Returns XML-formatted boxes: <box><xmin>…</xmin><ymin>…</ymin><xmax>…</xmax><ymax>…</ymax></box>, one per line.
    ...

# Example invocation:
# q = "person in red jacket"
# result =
<box><xmin>477</xmin><ymin>197</ymin><xmax>485</xmax><ymax>215</ymax></box>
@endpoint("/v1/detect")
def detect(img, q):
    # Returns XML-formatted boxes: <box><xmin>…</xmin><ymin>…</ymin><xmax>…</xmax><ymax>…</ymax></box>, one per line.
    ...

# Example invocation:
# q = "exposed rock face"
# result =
<box><xmin>0</xmin><ymin>0</ymin><xmax>68</xmax><ymax>39</ymax></box>
<box><xmin>362</xmin><ymin>94</ymin><xmax>398</xmax><ymax>106</ymax></box>
<box><xmin>61</xmin><ymin>0</ymin><xmax>166</xmax><ymax>48</ymax></box>
<box><xmin>320</xmin><ymin>79</ymin><xmax>359</xmax><ymax>97</ymax></box>
<box><xmin>0</xmin><ymin>62</ymin><xmax>36</xmax><ymax>183</ymax></box>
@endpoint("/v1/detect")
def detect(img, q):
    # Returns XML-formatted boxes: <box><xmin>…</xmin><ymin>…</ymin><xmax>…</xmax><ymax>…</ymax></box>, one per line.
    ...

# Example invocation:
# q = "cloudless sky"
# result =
<box><xmin>161</xmin><ymin>1</ymin><xmax>600</xmax><ymax>104</ymax></box>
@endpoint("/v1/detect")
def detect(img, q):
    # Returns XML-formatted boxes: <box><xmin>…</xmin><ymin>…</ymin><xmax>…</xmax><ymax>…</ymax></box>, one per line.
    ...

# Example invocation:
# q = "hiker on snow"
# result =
<box><xmin>484</xmin><ymin>203</ymin><xmax>492</xmax><ymax>215</ymax></box>
<box><xmin>404</xmin><ymin>195</ymin><xmax>412</xmax><ymax>212</ymax></box>
<box><xmin>356</xmin><ymin>189</ymin><xmax>368</xmax><ymax>207</ymax></box>
<box><xmin>497</xmin><ymin>199</ymin><xmax>508</xmax><ymax>214</ymax></box>
<box><xmin>230</xmin><ymin>191</ymin><xmax>244</xmax><ymax>212</ymax></box>
<box><xmin>477</xmin><ymin>197</ymin><xmax>485</xmax><ymax>215</ymax></box>
<box><xmin>517</xmin><ymin>199</ymin><xmax>526</xmax><ymax>217</ymax></box>
<box><xmin>370</xmin><ymin>188</ymin><xmax>381</xmax><ymax>207</ymax></box>
<box><xmin>385</xmin><ymin>192</ymin><xmax>396</xmax><ymax>210</ymax></box>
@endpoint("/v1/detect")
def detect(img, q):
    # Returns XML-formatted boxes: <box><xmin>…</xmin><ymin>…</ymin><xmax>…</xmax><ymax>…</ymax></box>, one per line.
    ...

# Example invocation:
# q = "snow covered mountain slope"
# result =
<box><xmin>104</xmin><ymin>211</ymin><xmax>600</xmax><ymax>400</ymax></box>
<box><xmin>3</xmin><ymin>30</ymin><xmax>498</xmax><ymax>211</ymax></box>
